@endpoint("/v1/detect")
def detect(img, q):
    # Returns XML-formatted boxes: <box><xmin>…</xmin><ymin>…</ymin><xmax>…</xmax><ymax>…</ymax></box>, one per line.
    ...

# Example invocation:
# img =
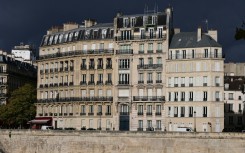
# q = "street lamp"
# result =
<box><xmin>194</xmin><ymin>111</ymin><xmax>196</xmax><ymax>132</ymax></box>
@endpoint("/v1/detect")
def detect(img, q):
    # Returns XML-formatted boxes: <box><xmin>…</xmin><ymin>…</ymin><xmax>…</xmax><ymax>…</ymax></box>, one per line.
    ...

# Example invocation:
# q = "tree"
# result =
<box><xmin>235</xmin><ymin>21</ymin><xmax>245</xmax><ymax>40</ymax></box>
<box><xmin>0</xmin><ymin>83</ymin><xmax>36</xmax><ymax>128</ymax></box>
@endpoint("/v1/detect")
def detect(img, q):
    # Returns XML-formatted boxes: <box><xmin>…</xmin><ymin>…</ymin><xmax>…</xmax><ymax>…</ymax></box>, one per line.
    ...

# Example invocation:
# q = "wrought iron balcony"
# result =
<box><xmin>118</xmin><ymin>81</ymin><xmax>129</xmax><ymax>85</ymax></box>
<box><xmin>70</xmin><ymin>66</ymin><xmax>74</xmax><ymax>71</ymax></box>
<box><xmin>36</xmin><ymin>96</ymin><xmax>113</xmax><ymax>103</ymax></box>
<box><xmin>120</xmin><ymin>112</ymin><xmax>129</xmax><ymax>115</ymax></box>
<box><xmin>156</xmin><ymin>80</ymin><xmax>162</xmax><ymax>83</ymax></box>
<box><xmin>189</xmin><ymin>114</ymin><xmax>193</xmax><ymax>117</ymax></box>
<box><xmin>203</xmin><ymin>83</ymin><xmax>207</xmax><ymax>86</ymax></box>
<box><xmin>189</xmin><ymin>98</ymin><xmax>193</xmax><ymax>101</ymax></box>
<box><xmin>181</xmin><ymin>84</ymin><xmax>185</xmax><ymax>87</ymax></box>
<box><xmin>97</xmin><ymin>65</ymin><xmax>103</xmax><ymax>69</ymax></box>
<box><xmin>88</xmin><ymin>113</ymin><xmax>94</xmax><ymax>116</ymax></box>
<box><xmin>156</xmin><ymin>50</ymin><xmax>163</xmax><ymax>53</ymax></box>
<box><xmin>168</xmin><ymin>53</ymin><xmax>223</xmax><ymax>60</ymax></box>
<box><xmin>69</xmin><ymin>82</ymin><xmax>74</xmax><ymax>86</ymax></box>
<box><xmin>155</xmin><ymin>112</ymin><xmax>161</xmax><ymax>116</ymax></box>
<box><xmin>59</xmin><ymin>83</ymin><xmax>64</xmax><ymax>86</ymax></box>
<box><xmin>44</xmin><ymin>84</ymin><xmax>48</xmax><ymax>88</ymax></box>
<box><xmin>63</xmin><ymin>82</ymin><xmax>68</xmax><ymax>86</ymax></box>
<box><xmin>97</xmin><ymin>112</ymin><xmax>103</xmax><ymax>115</ymax></box>
<box><xmin>89</xmin><ymin>65</ymin><xmax>95</xmax><ymax>69</ymax></box>
<box><xmin>138</xmin><ymin>80</ymin><xmax>144</xmax><ymax>84</ymax></box>
<box><xmin>216</xmin><ymin>98</ymin><xmax>220</xmax><ymax>101</ymax></box>
<box><xmin>189</xmin><ymin>83</ymin><xmax>193</xmax><ymax>87</ymax></box>
<box><xmin>80</xmin><ymin>65</ymin><xmax>87</xmax><ymax>70</ymax></box>
<box><xmin>147</xmin><ymin>80</ymin><xmax>153</xmax><ymax>84</ymax></box>
<box><xmin>105</xmin><ymin>80</ymin><xmax>112</xmax><ymax>85</ymax></box>
<box><xmin>80</xmin><ymin>113</ymin><xmax>86</xmax><ymax>116</ymax></box>
<box><xmin>88</xmin><ymin>81</ymin><xmax>95</xmax><ymax>85</ymax></box>
<box><xmin>133</xmin><ymin>96</ymin><xmax>165</xmax><ymax>102</ymax></box>
<box><xmin>203</xmin><ymin>98</ymin><xmax>207</xmax><ymax>101</ymax></box>
<box><xmin>106</xmin><ymin>65</ymin><xmax>112</xmax><ymax>69</ymax></box>
<box><xmin>38</xmin><ymin>113</ymin><xmax>43</xmax><ymax>116</ymax></box>
<box><xmin>203</xmin><ymin>114</ymin><xmax>207</xmax><ymax>117</ymax></box>
<box><xmin>137</xmin><ymin>64</ymin><xmax>163</xmax><ymax>70</ymax></box>
<box><xmin>49</xmin><ymin>83</ymin><xmax>53</xmax><ymax>87</ymax></box>
<box><xmin>147</xmin><ymin>50</ymin><xmax>153</xmax><ymax>54</ymax></box>
<box><xmin>69</xmin><ymin>113</ymin><xmax>73</xmax><ymax>116</ymax></box>
<box><xmin>105</xmin><ymin>112</ymin><xmax>111</xmax><ymax>116</ymax></box>
<box><xmin>59</xmin><ymin>68</ymin><xmax>63</xmax><ymax>72</ymax></box>
<box><xmin>216</xmin><ymin>83</ymin><xmax>220</xmax><ymax>87</ymax></box>
<box><xmin>116</xmin><ymin>49</ymin><xmax>133</xmax><ymax>54</ymax></box>
<box><xmin>138</xmin><ymin>50</ymin><xmax>144</xmax><ymax>54</ymax></box>
<box><xmin>50</xmin><ymin>69</ymin><xmax>54</xmax><ymax>73</ymax></box>
<box><xmin>80</xmin><ymin>81</ymin><xmax>87</xmax><ymax>85</ymax></box>
<box><xmin>97</xmin><ymin>81</ymin><xmax>103</xmax><ymax>85</ymax></box>
<box><xmin>146</xmin><ymin>112</ymin><xmax>152</xmax><ymax>116</ymax></box>
<box><xmin>54</xmin><ymin>83</ymin><xmax>58</xmax><ymax>87</ymax></box>
<box><xmin>138</xmin><ymin>112</ymin><xmax>143</xmax><ymax>116</ymax></box>
<box><xmin>59</xmin><ymin>113</ymin><xmax>62</xmax><ymax>116</ymax></box>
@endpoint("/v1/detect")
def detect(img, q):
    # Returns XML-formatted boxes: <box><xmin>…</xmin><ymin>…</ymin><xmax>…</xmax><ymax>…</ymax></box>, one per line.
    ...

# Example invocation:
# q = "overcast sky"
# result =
<box><xmin>0</xmin><ymin>0</ymin><xmax>244</xmax><ymax>62</ymax></box>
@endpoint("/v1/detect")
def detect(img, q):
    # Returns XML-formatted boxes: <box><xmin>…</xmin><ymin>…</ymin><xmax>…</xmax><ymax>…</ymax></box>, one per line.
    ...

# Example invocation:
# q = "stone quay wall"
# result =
<box><xmin>0</xmin><ymin>130</ymin><xmax>245</xmax><ymax>153</ymax></box>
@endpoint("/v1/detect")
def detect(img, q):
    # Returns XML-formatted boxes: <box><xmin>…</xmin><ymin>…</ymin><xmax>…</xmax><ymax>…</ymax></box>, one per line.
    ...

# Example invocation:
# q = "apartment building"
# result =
<box><xmin>165</xmin><ymin>28</ymin><xmax>224</xmax><ymax>132</ymax></box>
<box><xmin>224</xmin><ymin>63</ymin><xmax>245</xmax><ymax>76</ymax></box>
<box><xmin>11</xmin><ymin>43</ymin><xmax>36</xmax><ymax>64</ymax></box>
<box><xmin>0</xmin><ymin>50</ymin><xmax>36</xmax><ymax>105</ymax></box>
<box><xmin>224</xmin><ymin>76</ymin><xmax>245</xmax><ymax>132</ymax></box>
<box><xmin>36</xmin><ymin>8</ymin><xmax>172</xmax><ymax>131</ymax></box>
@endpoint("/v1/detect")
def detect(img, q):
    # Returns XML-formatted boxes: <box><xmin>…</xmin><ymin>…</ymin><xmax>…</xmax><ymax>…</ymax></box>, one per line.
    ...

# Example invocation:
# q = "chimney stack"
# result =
<box><xmin>84</xmin><ymin>19</ymin><xmax>97</xmax><ymax>28</ymax></box>
<box><xmin>197</xmin><ymin>27</ymin><xmax>202</xmax><ymax>42</ymax></box>
<box><xmin>208</xmin><ymin>30</ymin><xmax>218</xmax><ymax>41</ymax></box>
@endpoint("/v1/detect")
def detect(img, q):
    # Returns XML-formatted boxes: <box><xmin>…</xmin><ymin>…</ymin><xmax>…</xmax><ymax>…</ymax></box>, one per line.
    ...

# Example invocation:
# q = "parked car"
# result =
<box><xmin>41</xmin><ymin>126</ymin><xmax>53</xmax><ymax>130</ymax></box>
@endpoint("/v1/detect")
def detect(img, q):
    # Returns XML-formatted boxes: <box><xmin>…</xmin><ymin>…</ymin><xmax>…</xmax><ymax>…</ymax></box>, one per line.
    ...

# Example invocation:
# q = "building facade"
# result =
<box><xmin>224</xmin><ymin>76</ymin><xmax>245</xmax><ymax>131</ymax></box>
<box><xmin>224</xmin><ymin>63</ymin><xmax>245</xmax><ymax>76</ymax></box>
<box><xmin>165</xmin><ymin>29</ymin><xmax>224</xmax><ymax>132</ymax></box>
<box><xmin>0</xmin><ymin>50</ymin><xmax>37</xmax><ymax>105</ymax></box>
<box><xmin>36</xmin><ymin>7</ymin><xmax>224</xmax><ymax>132</ymax></box>
<box><xmin>11</xmin><ymin>43</ymin><xmax>36</xmax><ymax>64</ymax></box>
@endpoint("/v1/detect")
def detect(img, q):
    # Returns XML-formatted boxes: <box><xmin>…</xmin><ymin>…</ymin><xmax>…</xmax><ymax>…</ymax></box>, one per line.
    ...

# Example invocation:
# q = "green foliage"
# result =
<box><xmin>235</xmin><ymin>21</ymin><xmax>245</xmax><ymax>40</ymax></box>
<box><xmin>0</xmin><ymin>83</ymin><xmax>36</xmax><ymax>128</ymax></box>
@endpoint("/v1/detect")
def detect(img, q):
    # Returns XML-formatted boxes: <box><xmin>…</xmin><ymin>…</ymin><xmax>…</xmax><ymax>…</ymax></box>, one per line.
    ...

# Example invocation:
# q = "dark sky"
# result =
<box><xmin>0</xmin><ymin>0</ymin><xmax>244</xmax><ymax>62</ymax></box>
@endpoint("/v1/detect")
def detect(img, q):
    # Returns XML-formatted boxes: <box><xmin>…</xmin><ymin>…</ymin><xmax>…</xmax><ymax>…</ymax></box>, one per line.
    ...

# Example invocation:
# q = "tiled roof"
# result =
<box><xmin>170</xmin><ymin>32</ymin><xmax>222</xmax><ymax>49</ymax></box>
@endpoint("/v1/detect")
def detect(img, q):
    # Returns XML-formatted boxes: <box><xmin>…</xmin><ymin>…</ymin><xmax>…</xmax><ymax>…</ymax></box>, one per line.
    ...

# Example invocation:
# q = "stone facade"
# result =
<box><xmin>0</xmin><ymin>130</ymin><xmax>245</xmax><ymax>153</ymax></box>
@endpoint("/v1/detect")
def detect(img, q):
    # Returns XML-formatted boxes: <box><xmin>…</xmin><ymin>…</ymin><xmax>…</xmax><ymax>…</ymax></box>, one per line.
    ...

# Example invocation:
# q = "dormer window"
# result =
<box><xmin>49</xmin><ymin>36</ymin><xmax>53</xmax><ymax>45</ymax></box>
<box><xmin>85</xmin><ymin>30</ymin><xmax>90</xmax><ymax>39</ymax></box>
<box><xmin>59</xmin><ymin>34</ymin><xmax>63</xmax><ymax>43</ymax></box>
<box><xmin>131</xmin><ymin>18</ymin><xmax>136</xmax><ymax>27</ymax></box>
<box><xmin>68</xmin><ymin>33</ymin><xmax>73</xmax><ymax>41</ymax></box>
<box><xmin>102</xmin><ymin>29</ymin><xmax>107</xmax><ymax>39</ymax></box>
<box><xmin>152</xmin><ymin>16</ymin><xmax>157</xmax><ymax>25</ymax></box>
<box><xmin>74</xmin><ymin>32</ymin><xmax>79</xmax><ymax>40</ymax></box>
<box><xmin>54</xmin><ymin>35</ymin><xmax>59</xmax><ymax>44</ymax></box>
<box><xmin>64</xmin><ymin>33</ymin><xmax>68</xmax><ymax>42</ymax></box>
<box><xmin>123</xmin><ymin>18</ymin><xmax>129</xmax><ymax>27</ymax></box>
<box><xmin>44</xmin><ymin>36</ymin><xmax>49</xmax><ymax>45</ymax></box>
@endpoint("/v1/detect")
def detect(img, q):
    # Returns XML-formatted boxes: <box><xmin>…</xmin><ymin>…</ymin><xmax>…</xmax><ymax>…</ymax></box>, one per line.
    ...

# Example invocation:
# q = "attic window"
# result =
<box><xmin>49</xmin><ymin>36</ymin><xmax>53</xmax><ymax>45</ymax></box>
<box><xmin>59</xmin><ymin>34</ymin><xmax>63</xmax><ymax>43</ymax></box>
<box><xmin>54</xmin><ymin>35</ymin><xmax>59</xmax><ymax>44</ymax></box>
<box><xmin>102</xmin><ymin>29</ymin><xmax>107</xmax><ymax>39</ymax></box>
<box><xmin>69</xmin><ymin>33</ymin><xmax>73</xmax><ymax>41</ymax></box>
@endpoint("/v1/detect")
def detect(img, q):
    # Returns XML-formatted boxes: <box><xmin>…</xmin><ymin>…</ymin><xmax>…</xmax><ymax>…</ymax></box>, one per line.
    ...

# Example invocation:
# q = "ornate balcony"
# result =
<box><xmin>137</xmin><ymin>64</ymin><xmax>163</xmax><ymax>70</ymax></box>
<box><xmin>97</xmin><ymin>81</ymin><xmax>103</xmax><ymax>85</ymax></box>
<box><xmin>118</xmin><ymin>81</ymin><xmax>129</xmax><ymax>85</ymax></box>
<box><xmin>80</xmin><ymin>81</ymin><xmax>87</xmax><ymax>85</ymax></box>
<box><xmin>116</xmin><ymin>49</ymin><xmax>133</xmax><ymax>54</ymax></box>
<box><xmin>36</xmin><ymin>96</ymin><xmax>113</xmax><ymax>103</ymax></box>
<box><xmin>80</xmin><ymin>65</ymin><xmax>87</xmax><ymax>70</ymax></box>
<box><xmin>133</xmin><ymin>96</ymin><xmax>165</xmax><ymax>102</ymax></box>
<box><xmin>105</xmin><ymin>80</ymin><xmax>112</xmax><ymax>85</ymax></box>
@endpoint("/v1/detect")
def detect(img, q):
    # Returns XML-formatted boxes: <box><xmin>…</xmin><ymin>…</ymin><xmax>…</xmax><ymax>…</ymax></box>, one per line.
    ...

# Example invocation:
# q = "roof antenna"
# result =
<box><xmin>203</xmin><ymin>19</ymin><xmax>209</xmax><ymax>32</ymax></box>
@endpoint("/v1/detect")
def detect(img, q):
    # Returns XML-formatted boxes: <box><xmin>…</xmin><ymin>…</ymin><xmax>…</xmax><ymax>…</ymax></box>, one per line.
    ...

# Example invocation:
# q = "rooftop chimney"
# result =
<box><xmin>63</xmin><ymin>22</ymin><xmax>79</xmax><ymax>31</ymax></box>
<box><xmin>84</xmin><ymin>19</ymin><xmax>97</xmax><ymax>28</ymax></box>
<box><xmin>208</xmin><ymin>30</ymin><xmax>218</xmax><ymax>41</ymax></box>
<box><xmin>197</xmin><ymin>27</ymin><xmax>202</xmax><ymax>42</ymax></box>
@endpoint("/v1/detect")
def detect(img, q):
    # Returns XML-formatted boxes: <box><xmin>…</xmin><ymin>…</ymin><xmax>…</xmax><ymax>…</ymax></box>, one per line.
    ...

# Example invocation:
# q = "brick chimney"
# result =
<box><xmin>197</xmin><ymin>27</ymin><xmax>202</xmax><ymax>42</ymax></box>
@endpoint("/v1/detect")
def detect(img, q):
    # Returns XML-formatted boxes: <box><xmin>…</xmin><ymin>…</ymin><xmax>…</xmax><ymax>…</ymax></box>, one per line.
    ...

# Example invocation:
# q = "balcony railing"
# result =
<box><xmin>89</xmin><ymin>65</ymin><xmax>95</xmax><ymax>69</ymax></box>
<box><xmin>155</xmin><ymin>112</ymin><xmax>162</xmax><ymax>116</ymax></box>
<box><xmin>105</xmin><ymin>112</ymin><xmax>111</xmax><ymax>116</ymax></box>
<box><xmin>147</xmin><ymin>50</ymin><xmax>153</xmax><ymax>54</ymax></box>
<box><xmin>80</xmin><ymin>113</ymin><xmax>86</xmax><ymax>116</ymax></box>
<box><xmin>146</xmin><ymin>112</ymin><xmax>152</xmax><ymax>116</ymax></box>
<box><xmin>37</xmin><ymin>97</ymin><xmax>113</xmax><ymax>103</ymax></box>
<box><xmin>133</xmin><ymin>96</ymin><xmax>165</xmax><ymax>102</ymax></box>
<box><xmin>116</xmin><ymin>49</ymin><xmax>133</xmax><ymax>54</ymax></box>
<box><xmin>115</xmin><ymin>35</ymin><xmax>166</xmax><ymax>41</ymax></box>
<box><xmin>168</xmin><ymin>53</ymin><xmax>223</xmax><ymax>60</ymax></box>
<box><xmin>97</xmin><ymin>65</ymin><xmax>103</xmax><ymax>69</ymax></box>
<box><xmin>38</xmin><ymin>49</ymin><xmax>114</xmax><ymax>60</ymax></box>
<box><xmin>156</xmin><ymin>80</ymin><xmax>162</xmax><ymax>83</ymax></box>
<box><xmin>70</xmin><ymin>66</ymin><xmax>74</xmax><ymax>71</ymax></box>
<box><xmin>88</xmin><ymin>113</ymin><xmax>94</xmax><ymax>116</ymax></box>
<box><xmin>138</xmin><ymin>51</ymin><xmax>144</xmax><ymax>54</ymax></box>
<box><xmin>97</xmin><ymin>81</ymin><xmax>103</xmax><ymax>85</ymax></box>
<box><xmin>118</xmin><ymin>81</ymin><xmax>129</xmax><ymax>85</ymax></box>
<box><xmin>137</xmin><ymin>64</ymin><xmax>163</xmax><ymax>70</ymax></box>
<box><xmin>138</xmin><ymin>112</ymin><xmax>143</xmax><ymax>116</ymax></box>
<box><xmin>147</xmin><ymin>80</ymin><xmax>153</xmax><ymax>84</ymax></box>
<box><xmin>138</xmin><ymin>80</ymin><xmax>144</xmax><ymax>84</ymax></box>
<box><xmin>80</xmin><ymin>81</ymin><xmax>87</xmax><ymax>85</ymax></box>
<box><xmin>106</xmin><ymin>65</ymin><xmax>112</xmax><ymax>69</ymax></box>
<box><xmin>80</xmin><ymin>65</ymin><xmax>87</xmax><ymax>70</ymax></box>
<box><xmin>156</xmin><ymin>50</ymin><xmax>163</xmax><ymax>53</ymax></box>
<box><xmin>88</xmin><ymin>81</ymin><xmax>95</xmax><ymax>85</ymax></box>
<box><xmin>105</xmin><ymin>81</ymin><xmax>112</xmax><ymax>85</ymax></box>
<box><xmin>120</xmin><ymin>112</ymin><xmax>129</xmax><ymax>115</ymax></box>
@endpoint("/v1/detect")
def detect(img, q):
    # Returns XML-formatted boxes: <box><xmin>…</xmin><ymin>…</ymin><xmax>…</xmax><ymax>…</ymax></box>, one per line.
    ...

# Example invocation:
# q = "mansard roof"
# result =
<box><xmin>170</xmin><ymin>32</ymin><xmax>222</xmax><ymax>49</ymax></box>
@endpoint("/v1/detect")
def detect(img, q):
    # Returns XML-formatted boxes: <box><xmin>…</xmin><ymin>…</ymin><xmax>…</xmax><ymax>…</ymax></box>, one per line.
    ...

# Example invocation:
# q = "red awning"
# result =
<box><xmin>28</xmin><ymin>119</ymin><xmax>50</xmax><ymax>124</ymax></box>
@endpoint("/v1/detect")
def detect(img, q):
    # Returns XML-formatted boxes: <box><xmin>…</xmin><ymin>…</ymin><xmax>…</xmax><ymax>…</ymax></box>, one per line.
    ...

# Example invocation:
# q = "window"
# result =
<box><xmin>149</xmin><ymin>28</ymin><xmax>154</xmax><ymax>39</ymax></box>
<box><xmin>138</xmin><ymin>73</ymin><xmax>144</xmax><ymax>82</ymax></box>
<box><xmin>106</xmin><ymin>105</ymin><xmax>111</xmax><ymax>115</ymax></box>
<box><xmin>174</xmin><ymin>92</ymin><xmax>178</xmax><ymax>101</ymax></box>
<box><xmin>147</xmin><ymin>120</ymin><xmax>152</xmax><ymax>129</ymax></box>
<box><xmin>189</xmin><ymin>107</ymin><xmax>193</xmax><ymax>117</ymax></box>
<box><xmin>123</xmin><ymin>18</ymin><xmax>129</xmax><ymax>27</ymax></box>
<box><xmin>238</xmin><ymin>96</ymin><xmax>242</xmax><ymax>100</ymax></box>
<box><xmin>203</xmin><ymin>76</ymin><xmax>207</xmax><ymax>86</ymax></box>
<box><xmin>203</xmin><ymin>91</ymin><xmax>208</xmax><ymax>101</ymax></box>
<box><xmin>157</xmin><ymin>43</ymin><xmax>162</xmax><ymax>51</ymax></box>
<box><xmin>139</xmin><ymin>44</ymin><xmax>144</xmax><ymax>52</ymax></box>
<box><xmin>156</xmin><ymin>120</ymin><xmax>161</xmax><ymax>130</ymax></box>
<box><xmin>148</xmin><ymin>57</ymin><xmax>153</xmax><ymax>65</ymax></box>
<box><xmin>81</xmin><ymin>105</ymin><xmax>86</xmax><ymax>114</ymax></box>
<box><xmin>182</xmin><ymin>50</ymin><xmax>186</xmax><ymax>59</ymax></box>
<box><xmin>119</xmin><ymin>73</ymin><xmax>130</xmax><ymax>84</ymax></box>
<box><xmin>157</xmin><ymin>57</ymin><xmax>162</xmax><ymax>64</ymax></box>
<box><xmin>121</xmin><ymin>30</ymin><xmax>131</xmax><ymax>40</ymax></box>
<box><xmin>189</xmin><ymin>92</ymin><xmax>193</xmax><ymax>101</ymax></box>
<box><xmin>189</xmin><ymin>77</ymin><xmax>193</xmax><ymax>87</ymax></box>
<box><xmin>181</xmin><ymin>77</ymin><xmax>185</xmax><ymax>87</ymax></box>
<box><xmin>214</xmin><ymin>49</ymin><xmax>218</xmax><ymax>58</ymax></box>
<box><xmin>228</xmin><ymin>104</ymin><xmax>233</xmax><ymax>112</ymax></box>
<box><xmin>156</xmin><ymin>73</ymin><xmax>161</xmax><ymax>81</ymax></box>
<box><xmin>192</xmin><ymin>50</ymin><xmax>195</xmax><ymax>58</ymax></box>
<box><xmin>156</xmin><ymin>105</ymin><xmax>161</xmax><ymax>115</ymax></box>
<box><xmin>82</xmin><ymin>74</ymin><xmax>86</xmax><ymax>83</ymax></box>
<box><xmin>203</xmin><ymin>106</ymin><xmax>207</xmax><ymax>117</ymax></box>
<box><xmin>181</xmin><ymin>92</ymin><xmax>185</xmax><ymax>101</ymax></box>
<box><xmin>215</xmin><ymin>77</ymin><xmax>220</xmax><ymax>86</ymax></box>
<box><xmin>168</xmin><ymin>92</ymin><xmax>171</xmax><ymax>101</ymax></box>
<box><xmin>147</xmin><ymin>73</ymin><xmax>153</xmax><ymax>82</ymax></box>
<box><xmin>98</xmin><ymin>74</ymin><xmax>103</xmax><ymax>83</ymax></box>
<box><xmin>215</xmin><ymin>92</ymin><xmax>220</xmax><ymax>101</ymax></box>
<box><xmin>89</xmin><ymin>105</ymin><xmax>94</xmax><ymax>114</ymax></box>
<box><xmin>131</xmin><ymin>18</ymin><xmax>136</xmax><ymax>27</ymax></box>
<box><xmin>139</xmin><ymin>58</ymin><xmax>144</xmax><ymax>66</ymax></box>
<box><xmin>147</xmin><ymin>105</ymin><xmax>152</xmax><ymax>115</ymax></box>
<box><xmin>90</xmin><ymin>74</ymin><xmax>94</xmax><ymax>83</ymax></box>
<box><xmin>176</xmin><ymin>50</ymin><xmax>180</xmax><ymax>59</ymax></box>
<box><xmin>119</xmin><ymin>59</ymin><xmax>130</xmax><ymax>69</ymax></box>
<box><xmin>174</xmin><ymin>77</ymin><xmax>178</xmax><ymax>87</ymax></box>
<box><xmin>158</xmin><ymin>28</ymin><xmax>163</xmax><ymax>38</ymax></box>
<box><xmin>138</xmin><ymin>105</ymin><xmax>143</xmax><ymax>115</ymax></box>
<box><xmin>174</xmin><ymin>107</ymin><xmax>178</xmax><ymax>117</ymax></box>
<box><xmin>97</xmin><ymin>105</ymin><xmax>102</xmax><ymax>114</ymax></box>
<box><xmin>148</xmin><ymin>43</ymin><xmax>153</xmax><ymax>51</ymax></box>
<box><xmin>229</xmin><ymin>93</ymin><xmax>234</xmax><ymax>100</ymax></box>
<box><xmin>138</xmin><ymin>120</ymin><xmax>143</xmax><ymax>130</ymax></box>
<box><xmin>204</xmin><ymin>49</ymin><xmax>208</xmax><ymax>58</ymax></box>
<box><xmin>181</xmin><ymin>107</ymin><xmax>185</xmax><ymax>117</ymax></box>
<box><xmin>168</xmin><ymin>107</ymin><xmax>171</xmax><ymax>116</ymax></box>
